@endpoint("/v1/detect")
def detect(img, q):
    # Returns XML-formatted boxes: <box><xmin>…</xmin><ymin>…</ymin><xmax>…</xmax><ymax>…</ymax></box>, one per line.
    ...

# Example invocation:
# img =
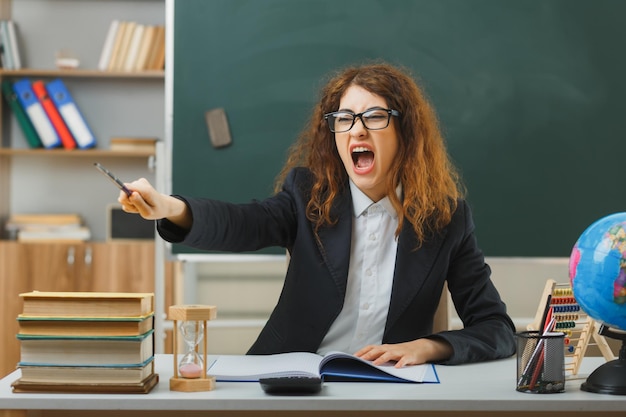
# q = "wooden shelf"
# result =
<box><xmin>0</xmin><ymin>68</ymin><xmax>164</xmax><ymax>79</ymax></box>
<box><xmin>0</xmin><ymin>148</ymin><xmax>154</xmax><ymax>157</ymax></box>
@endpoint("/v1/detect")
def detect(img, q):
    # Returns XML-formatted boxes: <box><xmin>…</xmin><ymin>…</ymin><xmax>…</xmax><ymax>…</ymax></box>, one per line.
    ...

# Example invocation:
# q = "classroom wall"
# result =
<box><xmin>190</xmin><ymin>257</ymin><xmax>571</xmax><ymax>354</ymax></box>
<box><xmin>8</xmin><ymin>0</ymin><xmax>164</xmax><ymax>240</ymax></box>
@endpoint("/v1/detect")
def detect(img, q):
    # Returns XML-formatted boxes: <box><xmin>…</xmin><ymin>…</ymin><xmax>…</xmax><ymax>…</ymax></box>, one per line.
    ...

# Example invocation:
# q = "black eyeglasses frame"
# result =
<box><xmin>323</xmin><ymin>107</ymin><xmax>400</xmax><ymax>133</ymax></box>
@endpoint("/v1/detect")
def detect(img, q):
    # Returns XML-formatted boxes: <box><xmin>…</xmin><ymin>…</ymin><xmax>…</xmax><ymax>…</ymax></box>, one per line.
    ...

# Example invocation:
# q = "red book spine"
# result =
<box><xmin>32</xmin><ymin>80</ymin><xmax>76</xmax><ymax>149</ymax></box>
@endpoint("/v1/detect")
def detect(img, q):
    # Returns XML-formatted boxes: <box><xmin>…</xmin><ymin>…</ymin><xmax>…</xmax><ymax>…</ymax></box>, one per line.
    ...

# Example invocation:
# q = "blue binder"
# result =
<box><xmin>46</xmin><ymin>78</ymin><xmax>97</xmax><ymax>149</ymax></box>
<box><xmin>12</xmin><ymin>78</ymin><xmax>61</xmax><ymax>149</ymax></box>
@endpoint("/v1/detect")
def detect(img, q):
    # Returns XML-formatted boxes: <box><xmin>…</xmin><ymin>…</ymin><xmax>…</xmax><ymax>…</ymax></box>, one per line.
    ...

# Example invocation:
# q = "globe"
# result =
<box><xmin>569</xmin><ymin>212</ymin><xmax>626</xmax><ymax>331</ymax></box>
<box><xmin>569</xmin><ymin>212</ymin><xmax>626</xmax><ymax>395</ymax></box>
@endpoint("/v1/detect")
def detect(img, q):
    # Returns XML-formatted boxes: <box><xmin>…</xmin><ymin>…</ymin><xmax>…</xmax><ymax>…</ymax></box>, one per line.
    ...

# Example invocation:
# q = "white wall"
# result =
<box><xmin>185</xmin><ymin>256</ymin><xmax>571</xmax><ymax>354</ymax></box>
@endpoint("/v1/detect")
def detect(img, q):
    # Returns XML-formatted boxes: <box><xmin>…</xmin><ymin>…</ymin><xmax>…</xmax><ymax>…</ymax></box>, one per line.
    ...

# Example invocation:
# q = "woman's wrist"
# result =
<box><xmin>166</xmin><ymin>196</ymin><xmax>192</xmax><ymax>229</ymax></box>
<box><xmin>420</xmin><ymin>337</ymin><xmax>453</xmax><ymax>363</ymax></box>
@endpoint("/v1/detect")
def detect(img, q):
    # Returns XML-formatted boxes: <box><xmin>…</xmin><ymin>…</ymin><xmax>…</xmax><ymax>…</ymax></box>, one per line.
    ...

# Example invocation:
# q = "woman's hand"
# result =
<box><xmin>118</xmin><ymin>178</ymin><xmax>192</xmax><ymax>229</ymax></box>
<box><xmin>354</xmin><ymin>338</ymin><xmax>453</xmax><ymax>368</ymax></box>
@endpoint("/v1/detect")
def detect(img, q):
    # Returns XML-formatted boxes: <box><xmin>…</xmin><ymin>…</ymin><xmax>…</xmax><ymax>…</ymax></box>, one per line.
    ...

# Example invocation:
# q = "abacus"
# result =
<box><xmin>529</xmin><ymin>279</ymin><xmax>615</xmax><ymax>377</ymax></box>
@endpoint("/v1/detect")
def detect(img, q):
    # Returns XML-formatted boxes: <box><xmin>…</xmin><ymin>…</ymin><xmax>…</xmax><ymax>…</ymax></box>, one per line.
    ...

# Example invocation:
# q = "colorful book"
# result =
<box><xmin>45</xmin><ymin>78</ymin><xmax>96</xmax><ymax>149</ymax></box>
<box><xmin>19</xmin><ymin>291</ymin><xmax>154</xmax><ymax>318</ymax></box>
<box><xmin>17</xmin><ymin>314</ymin><xmax>154</xmax><ymax>337</ymax></box>
<box><xmin>1</xmin><ymin>80</ymin><xmax>41</xmax><ymax>148</ymax></box>
<box><xmin>13</xmin><ymin>78</ymin><xmax>61</xmax><ymax>148</ymax></box>
<box><xmin>17</xmin><ymin>331</ymin><xmax>154</xmax><ymax>367</ymax></box>
<box><xmin>32</xmin><ymin>80</ymin><xmax>76</xmax><ymax>149</ymax></box>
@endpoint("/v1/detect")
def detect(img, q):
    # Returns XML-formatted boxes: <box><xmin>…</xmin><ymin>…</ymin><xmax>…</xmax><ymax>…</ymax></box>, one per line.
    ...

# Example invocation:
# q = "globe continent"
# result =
<box><xmin>569</xmin><ymin>212</ymin><xmax>626</xmax><ymax>331</ymax></box>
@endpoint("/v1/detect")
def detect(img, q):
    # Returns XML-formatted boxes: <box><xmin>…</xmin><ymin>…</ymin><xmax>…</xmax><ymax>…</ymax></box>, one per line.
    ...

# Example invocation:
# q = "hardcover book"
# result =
<box><xmin>17</xmin><ymin>314</ymin><xmax>154</xmax><ymax>337</ymax></box>
<box><xmin>0</xmin><ymin>20</ymin><xmax>15</xmax><ymax>69</ymax></box>
<box><xmin>98</xmin><ymin>19</ymin><xmax>120</xmax><ymax>71</ymax></box>
<box><xmin>16</xmin><ymin>225</ymin><xmax>91</xmax><ymax>242</ymax></box>
<box><xmin>17</xmin><ymin>358</ymin><xmax>154</xmax><ymax>384</ymax></box>
<box><xmin>19</xmin><ymin>291</ymin><xmax>154</xmax><ymax>318</ymax></box>
<box><xmin>11</xmin><ymin>372</ymin><xmax>158</xmax><ymax>394</ymax></box>
<box><xmin>18</xmin><ymin>331</ymin><xmax>154</xmax><ymax>367</ymax></box>
<box><xmin>110</xmin><ymin>136</ymin><xmax>158</xmax><ymax>152</ymax></box>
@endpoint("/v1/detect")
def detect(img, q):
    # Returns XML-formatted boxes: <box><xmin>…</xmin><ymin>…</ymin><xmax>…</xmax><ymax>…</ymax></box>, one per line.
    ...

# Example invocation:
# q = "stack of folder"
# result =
<box><xmin>11</xmin><ymin>291</ymin><xmax>158</xmax><ymax>394</ymax></box>
<box><xmin>2</xmin><ymin>78</ymin><xmax>96</xmax><ymax>150</ymax></box>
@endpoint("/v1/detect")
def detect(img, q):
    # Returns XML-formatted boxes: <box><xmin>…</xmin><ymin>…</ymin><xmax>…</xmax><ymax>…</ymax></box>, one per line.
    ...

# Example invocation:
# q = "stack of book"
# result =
<box><xmin>98</xmin><ymin>20</ymin><xmax>166</xmax><ymax>72</ymax></box>
<box><xmin>1</xmin><ymin>77</ymin><xmax>96</xmax><ymax>150</ymax></box>
<box><xmin>11</xmin><ymin>291</ymin><xmax>158</xmax><ymax>394</ymax></box>
<box><xmin>5</xmin><ymin>213</ymin><xmax>91</xmax><ymax>242</ymax></box>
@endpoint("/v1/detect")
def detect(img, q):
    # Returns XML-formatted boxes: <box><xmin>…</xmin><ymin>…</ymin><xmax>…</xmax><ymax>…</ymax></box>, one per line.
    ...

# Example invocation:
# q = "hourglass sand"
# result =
<box><xmin>168</xmin><ymin>305</ymin><xmax>217</xmax><ymax>392</ymax></box>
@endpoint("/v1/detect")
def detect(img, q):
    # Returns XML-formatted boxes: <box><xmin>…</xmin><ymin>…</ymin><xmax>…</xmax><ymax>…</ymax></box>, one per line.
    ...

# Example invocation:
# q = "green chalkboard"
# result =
<box><xmin>172</xmin><ymin>0</ymin><xmax>626</xmax><ymax>257</ymax></box>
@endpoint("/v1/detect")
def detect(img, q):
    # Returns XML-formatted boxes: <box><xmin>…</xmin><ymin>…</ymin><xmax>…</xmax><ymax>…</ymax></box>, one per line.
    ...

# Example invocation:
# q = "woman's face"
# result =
<box><xmin>334</xmin><ymin>85</ymin><xmax>400</xmax><ymax>202</ymax></box>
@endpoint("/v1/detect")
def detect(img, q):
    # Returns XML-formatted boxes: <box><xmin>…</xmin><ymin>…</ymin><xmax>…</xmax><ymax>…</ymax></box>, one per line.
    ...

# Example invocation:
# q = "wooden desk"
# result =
<box><xmin>0</xmin><ymin>355</ymin><xmax>625</xmax><ymax>417</ymax></box>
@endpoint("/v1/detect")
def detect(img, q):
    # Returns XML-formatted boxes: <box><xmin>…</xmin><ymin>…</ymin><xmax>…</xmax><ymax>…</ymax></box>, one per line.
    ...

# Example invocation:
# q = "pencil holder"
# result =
<box><xmin>515</xmin><ymin>331</ymin><xmax>565</xmax><ymax>393</ymax></box>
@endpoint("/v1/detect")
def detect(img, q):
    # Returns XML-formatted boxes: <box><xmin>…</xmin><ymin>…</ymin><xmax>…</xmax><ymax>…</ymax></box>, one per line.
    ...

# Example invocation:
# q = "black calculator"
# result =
<box><xmin>259</xmin><ymin>376</ymin><xmax>323</xmax><ymax>395</ymax></box>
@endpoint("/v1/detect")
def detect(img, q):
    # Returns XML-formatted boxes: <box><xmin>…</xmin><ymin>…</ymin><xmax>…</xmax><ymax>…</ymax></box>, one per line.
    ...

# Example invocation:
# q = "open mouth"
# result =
<box><xmin>352</xmin><ymin>146</ymin><xmax>374</xmax><ymax>170</ymax></box>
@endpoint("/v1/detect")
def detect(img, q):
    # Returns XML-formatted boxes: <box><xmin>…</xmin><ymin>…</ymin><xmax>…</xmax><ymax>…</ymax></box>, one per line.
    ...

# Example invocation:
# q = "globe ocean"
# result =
<box><xmin>569</xmin><ymin>212</ymin><xmax>626</xmax><ymax>331</ymax></box>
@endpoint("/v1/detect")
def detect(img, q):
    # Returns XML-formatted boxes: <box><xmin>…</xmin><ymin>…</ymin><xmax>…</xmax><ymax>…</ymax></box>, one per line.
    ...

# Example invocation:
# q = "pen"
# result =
<box><xmin>93</xmin><ymin>162</ymin><xmax>132</xmax><ymax>197</ymax></box>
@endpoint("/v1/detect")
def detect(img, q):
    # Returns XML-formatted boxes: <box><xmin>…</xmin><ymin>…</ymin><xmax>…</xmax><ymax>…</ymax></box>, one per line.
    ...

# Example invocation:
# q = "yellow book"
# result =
<box><xmin>110</xmin><ymin>136</ymin><xmax>158</xmax><ymax>152</ymax></box>
<box><xmin>123</xmin><ymin>24</ymin><xmax>144</xmax><ymax>72</ymax></box>
<box><xmin>106</xmin><ymin>20</ymin><xmax>129</xmax><ymax>71</ymax></box>
<box><xmin>146</xmin><ymin>25</ymin><xmax>165</xmax><ymax>70</ymax></box>
<box><xmin>134</xmin><ymin>25</ymin><xmax>155</xmax><ymax>71</ymax></box>
<box><xmin>8</xmin><ymin>213</ymin><xmax>81</xmax><ymax>225</ymax></box>
<box><xmin>112</xmin><ymin>21</ymin><xmax>136</xmax><ymax>71</ymax></box>
<box><xmin>17</xmin><ymin>314</ymin><xmax>154</xmax><ymax>337</ymax></box>
<box><xmin>19</xmin><ymin>291</ymin><xmax>154</xmax><ymax>318</ymax></box>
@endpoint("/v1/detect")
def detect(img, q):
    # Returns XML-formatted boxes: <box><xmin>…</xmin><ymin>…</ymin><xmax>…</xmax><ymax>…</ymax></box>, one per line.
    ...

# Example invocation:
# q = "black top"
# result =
<box><xmin>158</xmin><ymin>167</ymin><xmax>516</xmax><ymax>365</ymax></box>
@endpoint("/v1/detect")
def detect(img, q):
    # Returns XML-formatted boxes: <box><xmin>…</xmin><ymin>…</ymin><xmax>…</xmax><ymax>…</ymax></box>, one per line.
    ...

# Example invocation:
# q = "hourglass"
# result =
<box><xmin>168</xmin><ymin>304</ymin><xmax>217</xmax><ymax>392</ymax></box>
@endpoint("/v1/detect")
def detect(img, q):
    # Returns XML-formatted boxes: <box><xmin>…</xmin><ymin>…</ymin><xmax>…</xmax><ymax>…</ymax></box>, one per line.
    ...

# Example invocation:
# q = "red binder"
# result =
<box><xmin>32</xmin><ymin>80</ymin><xmax>76</xmax><ymax>149</ymax></box>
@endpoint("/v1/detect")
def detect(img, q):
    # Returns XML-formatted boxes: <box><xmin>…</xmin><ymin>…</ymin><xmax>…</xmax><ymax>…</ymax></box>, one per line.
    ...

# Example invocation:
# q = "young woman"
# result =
<box><xmin>120</xmin><ymin>62</ymin><xmax>516</xmax><ymax>367</ymax></box>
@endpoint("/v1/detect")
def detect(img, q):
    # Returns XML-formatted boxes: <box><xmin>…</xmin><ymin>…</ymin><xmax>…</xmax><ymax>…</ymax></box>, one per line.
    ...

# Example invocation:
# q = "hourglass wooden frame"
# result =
<box><xmin>168</xmin><ymin>304</ymin><xmax>217</xmax><ymax>392</ymax></box>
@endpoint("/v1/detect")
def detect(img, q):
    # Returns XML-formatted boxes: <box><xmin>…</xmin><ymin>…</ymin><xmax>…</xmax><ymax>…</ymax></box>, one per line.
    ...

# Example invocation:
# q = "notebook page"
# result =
<box><xmin>207</xmin><ymin>352</ymin><xmax>322</xmax><ymax>381</ymax></box>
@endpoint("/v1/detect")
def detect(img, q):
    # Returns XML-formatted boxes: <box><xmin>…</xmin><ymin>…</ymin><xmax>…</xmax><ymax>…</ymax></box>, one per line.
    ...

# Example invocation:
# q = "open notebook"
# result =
<box><xmin>207</xmin><ymin>351</ymin><xmax>439</xmax><ymax>383</ymax></box>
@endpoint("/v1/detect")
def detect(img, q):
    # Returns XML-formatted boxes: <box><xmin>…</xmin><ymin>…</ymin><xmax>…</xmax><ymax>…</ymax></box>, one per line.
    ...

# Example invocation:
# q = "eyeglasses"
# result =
<box><xmin>324</xmin><ymin>107</ymin><xmax>400</xmax><ymax>133</ymax></box>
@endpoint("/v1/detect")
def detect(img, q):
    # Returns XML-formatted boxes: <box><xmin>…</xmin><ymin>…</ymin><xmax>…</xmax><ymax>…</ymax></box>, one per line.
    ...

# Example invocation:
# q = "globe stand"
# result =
<box><xmin>581</xmin><ymin>324</ymin><xmax>626</xmax><ymax>395</ymax></box>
